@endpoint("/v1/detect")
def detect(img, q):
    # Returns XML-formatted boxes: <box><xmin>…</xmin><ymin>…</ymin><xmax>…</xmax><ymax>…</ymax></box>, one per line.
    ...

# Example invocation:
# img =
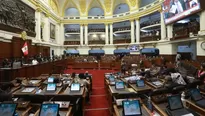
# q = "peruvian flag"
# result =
<box><xmin>21</xmin><ymin>42</ymin><xmax>28</xmax><ymax>56</ymax></box>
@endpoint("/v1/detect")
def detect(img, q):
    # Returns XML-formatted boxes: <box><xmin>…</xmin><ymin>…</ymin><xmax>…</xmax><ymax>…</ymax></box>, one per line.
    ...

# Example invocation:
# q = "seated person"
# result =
<box><xmin>197</xmin><ymin>62</ymin><xmax>205</xmax><ymax>84</ymax></box>
<box><xmin>2</xmin><ymin>59</ymin><xmax>10</xmax><ymax>68</ymax></box>
<box><xmin>32</xmin><ymin>59</ymin><xmax>38</xmax><ymax>65</ymax></box>
<box><xmin>0</xmin><ymin>80</ymin><xmax>19</xmax><ymax>102</ymax></box>
<box><xmin>145</xmin><ymin>64</ymin><xmax>161</xmax><ymax>78</ymax></box>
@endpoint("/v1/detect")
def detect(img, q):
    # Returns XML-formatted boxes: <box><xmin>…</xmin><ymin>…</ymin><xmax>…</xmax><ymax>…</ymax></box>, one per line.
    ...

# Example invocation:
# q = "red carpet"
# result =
<box><xmin>64</xmin><ymin>69</ymin><xmax>114</xmax><ymax>116</ymax></box>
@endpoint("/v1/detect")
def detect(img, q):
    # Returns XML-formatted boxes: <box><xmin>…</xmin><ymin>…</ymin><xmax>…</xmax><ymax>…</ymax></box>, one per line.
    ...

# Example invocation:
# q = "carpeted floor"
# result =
<box><xmin>64</xmin><ymin>69</ymin><xmax>115</xmax><ymax>116</ymax></box>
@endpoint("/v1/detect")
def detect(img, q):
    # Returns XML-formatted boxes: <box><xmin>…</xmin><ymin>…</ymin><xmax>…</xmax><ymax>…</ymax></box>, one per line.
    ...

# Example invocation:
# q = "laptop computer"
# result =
<box><xmin>0</xmin><ymin>103</ymin><xmax>17</xmax><ymax>116</ymax></box>
<box><xmin>70</xmin><ymin>83</ymin><xmax>81</xmax><ymax>92</ymax></box>
<box><xmin>46</xmin><ymin>83</ymin><xmax>57</xmax><ymax>92</ymax></box>
<box><xmin>115</xmin><ymin>81</ymin><xmax>125</xmax><ymax>90</ymax></box>
<box><xmin>190</xmin><ymin>88</ymin><xmax>205</xmax><ymax>108</ymax></box>
<box><xmin>136</xmin><ymin>80</ymin><xmax>145</xmax><ymax>87</ymax></box>
<box><xmin>122</xmin><ymin>100</ymin><xmax>142</xmax><ymax>116</ymax></box>
<box><xmin>167</xmin><ymin>94</ymin><xmax>191</xmax><ymax>116</ymax></box>
<box><xmin>39</xmin><ymin>104</ymin><xmax>59</xmax><ymax>116</ymax></box>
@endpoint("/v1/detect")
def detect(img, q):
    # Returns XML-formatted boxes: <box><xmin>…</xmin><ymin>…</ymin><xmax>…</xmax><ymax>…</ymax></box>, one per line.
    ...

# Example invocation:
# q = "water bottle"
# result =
<box><xmin>147</xmin><ymin>96</ymin><xmax>153</xmax><ymax>112</ymax></box>
<box><xmin>181</xmin><ymin>91</ymin><xmax>186</xmax><ymax>107</ymax></box>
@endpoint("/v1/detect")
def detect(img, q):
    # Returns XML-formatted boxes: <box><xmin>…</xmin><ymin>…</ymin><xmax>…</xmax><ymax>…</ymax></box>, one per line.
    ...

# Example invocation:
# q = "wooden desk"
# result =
<box><xmin>16</xmin><ymin>106</ymin><xmax>32</xmax><ymax>116</ymax></box>
<box><xmin>113</xmin><ymin>104</ymin><xmax>152</xmax><ymax>116</ymax></box>
<box><xmin>34</xmin><ymin>106</ymin><xmax>73</xmax><ymax>116</ymax></box>
<box><xmin>108</xmin><ymin>85</ymin><xmax>136</xmax><ymax>95</ymax></box>
<box><xmin>61</xmin><ymin>87</ymin><xmax>85</xmax><ymax>96</ymax></box>
<box><xmin>185</xmin><ymin>99</ymin><xmax>205</xmax><ymax>115</ymax></box>
<box><xmin>129</xmin><ymin>84</ymin><xmax>151</xmax><ymax>93</ymax></box>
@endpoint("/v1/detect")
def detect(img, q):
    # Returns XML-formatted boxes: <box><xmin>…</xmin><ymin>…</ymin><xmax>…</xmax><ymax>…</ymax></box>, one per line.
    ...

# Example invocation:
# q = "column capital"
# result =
<box><xmin>45</xmin><ymin>13</ymin><xmax>50</xmax><ymax>17</ymax></box>
<box><xmin>158</xmin><ymin>7</ymin><xmax>163</xmax><ymax>13</ymax></box>
<box><xmin>84</xmin><ymin>23</ymin><xmax>88</xmax><ymax>26</ymax></box>
<box><xmin>80</xmin><ymin>24</ymin><xmax>84</xmax><ymax>26</ymax></box>
<box><xmin>104</xmin><ymin>23</ymin><xmax>109</xmax><ymax>26</ymax></box>
<box><xmin>36</xmin><ymin>7</ymin><xmax>42</xmax><ymax>12</ymax></box>
<box><xmin>135</xmin><ymin>17</ymin><xmax>140</xmax><ymax>21</ymax></box>
<box><xmin>130</xmin><ymin>19</ymin><xmax>135</xmax><ymax>22</ymax></box>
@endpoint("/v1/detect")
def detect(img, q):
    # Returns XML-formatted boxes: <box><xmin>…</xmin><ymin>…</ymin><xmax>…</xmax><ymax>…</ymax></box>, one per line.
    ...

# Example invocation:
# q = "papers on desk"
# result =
<box><xmin>22</xmin><ymin>88</ymin><xmax>35</xmax><ymax>93</ymax></box>
<box><xmin>128</xmin><ymin>88</ymin><xmax>136</xmax><ymax>93</ymax></box>
<box><xmin>125</xmin><ymin>76</ymin><xmax>140</xmax><ymax>81</ymax></box>
<box><xmin>152</xmin><ymin>81</ymin><xmax>163</xmax><ymax>86</ymax></box>
<box><xmin>153</xmin><ymin>111</ymin><xmax>160</xmax><ymax>116</ymax></box>
<box><xmin>29</xmin><ymin>80</ymin><xmax>40</xmax><ymax>84</ymax></box>
<box><xmin>116</xmin><ymin>99</ymin><xmax>126</xmax><ymax>106</ymax></box>
<box><xmin>182</xmin><ymin>113</ymin><xmax>194</xmax><ymax>116</ymax></box>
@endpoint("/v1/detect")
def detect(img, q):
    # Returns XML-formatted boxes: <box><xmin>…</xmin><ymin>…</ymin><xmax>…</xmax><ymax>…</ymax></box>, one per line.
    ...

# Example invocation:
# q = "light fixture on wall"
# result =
<box><xmin>93</xmin><ymin>34</ymin><xmax>97</xmax><ymax>38</ymax></box>
<box><xmin>101</xmin><ymin>34</ymin><xmax>105</xmax><ymax>38</ymax></box>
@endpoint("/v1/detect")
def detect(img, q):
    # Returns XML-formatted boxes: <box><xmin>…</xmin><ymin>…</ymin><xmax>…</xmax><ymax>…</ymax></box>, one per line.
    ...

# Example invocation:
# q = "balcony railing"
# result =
<box><xmin>140</xmin><ymin>35</ymin><xmax>160</xmax><ymax>42</ymax></box>
<box><xmin>64</xmin><ymin>41</ymin><xmax>80</xmax><ymax>45</ymax></box>
<box><xmin>88</xmin><ymin>40</ymin><xmax>105</xmax><ymax>45</ymax></box>
<box><xmin>113</xmin><ymin>39</ymin><xmax>131</xmax><ymax>44</ymax></box>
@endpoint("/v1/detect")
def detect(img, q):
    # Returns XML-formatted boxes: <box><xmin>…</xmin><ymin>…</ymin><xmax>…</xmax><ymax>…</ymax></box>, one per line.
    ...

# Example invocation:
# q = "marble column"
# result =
<box><xmin>167</xmin><ymin>24</ymin><xmax>173</xmax><ymax>40</ymax></box>
<box><xmin>105</xmin><ymin>24</ymin><xmax>109</xmax><ymax>45</ymax></box>
<box><xmin>160</xmin><ymin>11</ymin><xmax>166</xmax><ymax>40</ymax></box>
<box><xmin>110</xmin><ymin>24</ymin><xmax>113</xmax><ymax>45</ymax></box>
<box><xmin>60</xmin><ymin>23</ymin><xmax>65</xmax><ymax>45</ymax></box>
<box><xmin>135</xmin><ymin>19</ymin><xmax>140</xmax><ymax>43</ymax></box>
<box><xmin>84</xmin><ymin>24</ymin><xmax>88</xmax><ymax>45</ymax></box>
<box><xmin>43</xmin><ymin>14</ymin><xmax>50</xmax><ymax>42</ymax></box>
<box><xmin>200</xmin><ymin>10</ymin><xmax>205</xmax><ymax>31</ymax></box>
<box><xmin>131</xmin><ymin>20</ymin><xmax>135</xmax><ymax>43</ymax></box>
<box><xmin>80</xmin><ymin>24</ymin><xmax>84</xmax><ymax>45</ymax></box>
<box><xmin>35</xmin><ymin>8</ymin><xmax>41</xmax><ymax>42</ymax></box>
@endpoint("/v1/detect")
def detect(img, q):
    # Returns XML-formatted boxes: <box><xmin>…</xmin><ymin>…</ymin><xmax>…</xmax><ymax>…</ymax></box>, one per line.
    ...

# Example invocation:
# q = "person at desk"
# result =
<box><xmin>0</xmin><ymin>80</ymin><xmax>19</xmax><ymax>102</ymax></box>
<box><xmin>71</xmin><ymin>72</ymin><xmax>90</xmax><ymax>104</ymax></box>
<box><xmin>197</xmin><ymin>62</ymin><xmax>205</xmax><ymax>84</ymax></box>
<box><xmin>2</xmin><ymin>58</ymin><xmax>10</xmax><ymax>68</ymax></box>
<box><xmin>32</xmin><ymin>58</ymin><xmax>38</xmax><ymax>65</ymax></box>
<box><xmin>145</xmin><ymin>64</ymin><xmax>161</xmax><ymax>78</ymax></box>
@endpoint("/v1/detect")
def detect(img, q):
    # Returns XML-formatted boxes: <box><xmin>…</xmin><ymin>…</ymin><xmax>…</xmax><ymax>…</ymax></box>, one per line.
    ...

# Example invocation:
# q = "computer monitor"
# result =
<box><xmin>70</xmin><ymin>83</ymin><xmax>80</xmax><ymax>91</ymax></box>
<box><xmin>48</xmin><ymin>77</ymin><xmax>54</xmax><ymax>83</ymax></box>
<box><xmin>46</xmin><ymin>83</ymin><xmax>57</xmax><ymax>91</ymax></box>
<box><xmin>115</xmin><ymin>81</ymin><xmax>125</xmax><ymax>89</ymax></box>
<box><xmin>136</xmin><ymin>80</ymin><xmax>145</xmax><ymax>87</ymax></box>
<box><xmin>123</xmin><ymin>100</ymin><xmax>142</xmax><ymax>116</ymax></box>
<box><xmin>109</xmin><ymin>76</ymin><xmax>115</xmax><ymax>82</ymax></box>
<box><xmin>39</xmin><ymin>104</ymin><xmax>59</xmax><ymax>116</ymax></box>
<box><xmin>0</xmin><ymin>103</ymin><xmax>17</xmax><ymax>116</ymax></box>
<box><xmin>168</xmin><ymin>94</ymin><xmax>183</xmax><ymax>110</ymax></box>
<box><xmin>190</xmin><ymin>88</ymin><xmax>203</xmax><ymax>101</ymax></box>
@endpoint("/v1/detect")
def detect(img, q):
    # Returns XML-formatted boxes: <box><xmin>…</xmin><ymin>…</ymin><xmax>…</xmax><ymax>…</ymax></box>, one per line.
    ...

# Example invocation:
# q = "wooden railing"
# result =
<box><xmin>113</xmin><ymin>39</ymin><xmax>131</xmax><ymax>44</ymax></box>
<box><xmin>140</xmin><ymin>35</ymin><xmax>160</xmax><ymax>42</ymax></box>
<box><xmin>64</xmin><ymin>41</ymin><xmax>80</xmax><ymax>45</ymax></box>
<box><xmin>88</xmin><ymin>40</ymin><xmax>105</xmax><ymax>45</ymax></box>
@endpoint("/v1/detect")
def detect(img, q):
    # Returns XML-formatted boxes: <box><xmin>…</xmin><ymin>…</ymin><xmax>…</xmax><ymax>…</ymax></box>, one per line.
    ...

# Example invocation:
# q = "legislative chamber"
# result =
<box><xmin>0</xmin><ymin>0</ymin><xmax>205</xmax><ymax>116</ymax></box>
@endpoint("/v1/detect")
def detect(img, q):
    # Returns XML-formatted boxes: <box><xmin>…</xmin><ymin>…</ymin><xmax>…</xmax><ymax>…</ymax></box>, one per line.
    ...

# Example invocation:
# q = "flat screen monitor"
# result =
<box><xmin>48</xmin><ymin>77</ymin><xmax>54</xmax><ymax>83</ymax></box>
<box><xmin>115</xmin><ymin>81</ymin><xmax>125</xmax><ymax>89</ymax></box>
<box><xmin>123</xmin><ymin>100</ymin><xmax>142</xmax><ymax>116</ymax></box>
<box><xmin>0</xmin><ymin>103</ymin><xmax>17</xmax><ymax>116</ymax></box>
<box><xmin>46</xmin><ymin>83</ymin><xmax>56</xmax><ymax>91</ymax></box>
<box><xmin>162</xmin><ymin>0</ymin><xmax>201</xmax><ymax>24</ymax></box>
<box><xmin>190</xmin><ymin>88</ymin><xmax>203</xmax><ymax>101</ymax></box>
<box><xmin>109</xmin><ymin>76</ymin><xmax>115</xmax><ymax>82</ymax></box>
<box><xmin>71</xmin><ymin>83</ymin><xmax>80</xmax><ymax>91</ymax></box>
<box><xmin>39</xmin><ymin>104</ymin><xmax>59</xmax><ymax>116</ymax></box>
<box><xmin>136</xmin><ymin>80</ymin><xmax>145</xmax><ymax>87</ymax></box>
<box><xmin>168</xmin><ymin>94</ymin><xmax>183</xmax><ymax>110</ymax></box>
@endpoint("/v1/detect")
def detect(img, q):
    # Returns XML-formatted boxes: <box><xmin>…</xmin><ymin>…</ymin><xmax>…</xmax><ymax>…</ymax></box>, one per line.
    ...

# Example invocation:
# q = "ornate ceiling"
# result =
<box><xmin>56</xmin><ymin>0</ymin><xmax>141</xmax><ymax>16</ymax></box>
